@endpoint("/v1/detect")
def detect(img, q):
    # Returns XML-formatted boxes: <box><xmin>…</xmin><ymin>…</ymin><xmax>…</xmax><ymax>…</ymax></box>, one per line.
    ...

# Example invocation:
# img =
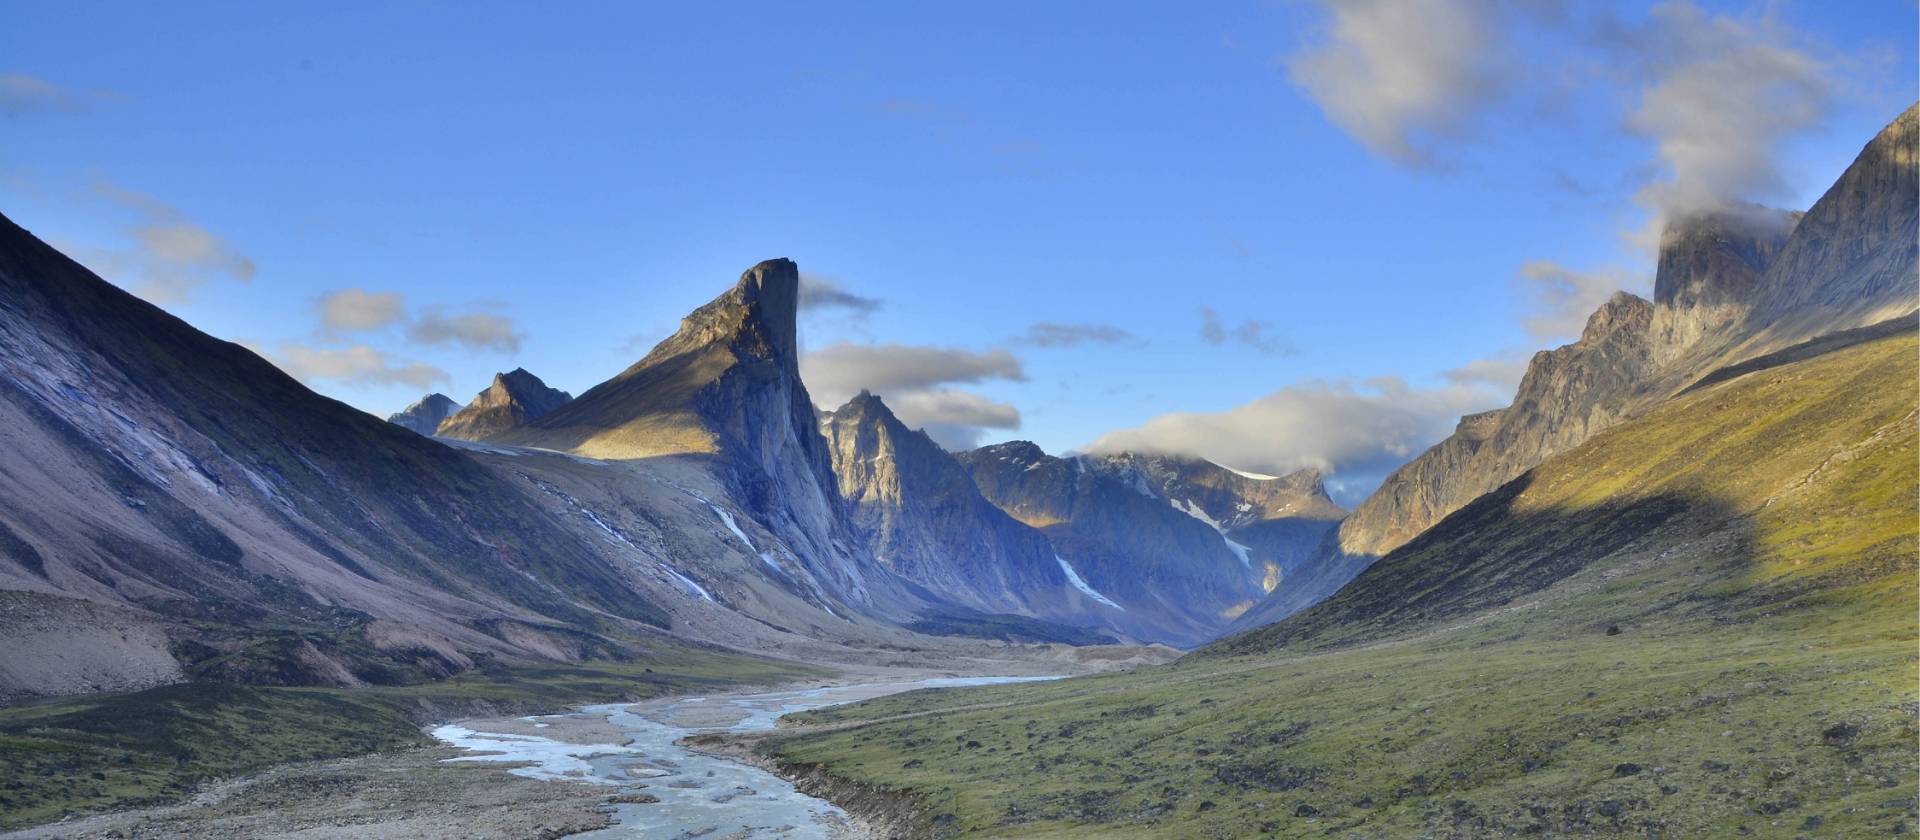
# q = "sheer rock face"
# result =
<box><xmin>1232</xmin><ymin>104</ymin><xmax>1920</xmax><ymax>635</ymax></box>
<box><xmin>955</xmin><ymin>443</ymin><xmax>1329</xmax><ymax>647</ymax></box>
<box><xmin>819</xmin><ymin>392</ymin><xmax>1076</xmax><ymax>618</ymax></box>
<box><xmin>1647</xmin><ymin>209</ymin><xmax>1796</xmax><ymax>366</ymax></box>
<box><xmin>434</xmin><ymin>369</ymin><xmax>571</xmax><ymax>441</ymax></box>
<box><xmin>387</xmin><ymin>393</ymin><xmax>461</xmax><ymax>436</ymax></box>
<box><xmin>494</xmin><ymin>259</ymin><xmax>901</xmax><ymax>613</ymax></box>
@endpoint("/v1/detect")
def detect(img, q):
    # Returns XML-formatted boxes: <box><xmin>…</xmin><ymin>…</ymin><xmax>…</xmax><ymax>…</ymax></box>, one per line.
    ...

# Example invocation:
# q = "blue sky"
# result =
<box><xmin>3</xmin><ymin>1</ymin><xmax>1914</xmax><ymax>503</ymax></box>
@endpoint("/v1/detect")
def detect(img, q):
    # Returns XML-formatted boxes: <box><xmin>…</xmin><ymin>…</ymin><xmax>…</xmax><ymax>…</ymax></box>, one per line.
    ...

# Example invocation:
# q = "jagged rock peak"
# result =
<box><xmin>1582</xmin><ymin>291</ymin><xmax>1656</xmax><ymax>343</ymax></box>
<box><xmin>478</xmin><ymin>368</ymin><xmax>571</xmax><ymax>413</ymax></box>
<box><xmin>435</xmin><ymin>368</ymin><xmax>572</xmax><ymax>440</ymax></box>
<box><xmin>975</xmin><ymin>440</ymin><xmax>1052</xmax><ymax>466</ymax></box>
<box><xmin>652</xmin><ymin>257</ymin><xmax>801</xmax><ymax>368</ymax></box>
<box><xmin>388</xmin><ymin>392</ymin><xmax>461</xmax><ymax>435</ymax></box>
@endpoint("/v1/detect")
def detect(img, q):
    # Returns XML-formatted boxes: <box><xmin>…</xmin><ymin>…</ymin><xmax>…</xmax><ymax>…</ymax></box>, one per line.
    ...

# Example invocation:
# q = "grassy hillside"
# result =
<box><xmin>755</xmin><ymin>329</ymin><xmax>1919</xmax><ymax>838</ymax></box>
<box><xmin>0</xmin><ymin>650</ymin><xmax>820</xmax><ymax>829</ymax></box>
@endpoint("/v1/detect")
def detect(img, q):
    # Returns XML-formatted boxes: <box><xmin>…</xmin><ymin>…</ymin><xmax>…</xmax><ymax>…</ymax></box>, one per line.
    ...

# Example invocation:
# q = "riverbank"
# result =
<box><xmin>1</xmin><ymin>667</ymin><xmax>1079</xmax><ymax>838</ymax></box>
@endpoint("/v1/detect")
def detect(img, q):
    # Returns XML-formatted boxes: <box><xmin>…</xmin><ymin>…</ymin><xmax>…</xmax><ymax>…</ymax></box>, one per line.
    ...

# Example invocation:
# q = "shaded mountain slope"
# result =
<box><xmin>748</xmin><ymin>320</ymin><xmax>1918</xmax><ymax>840</ymax></box>
<box><xmin>0</xmin><ymin>211</ymin><xmax>677</xmax><ymax>697</ymax></box>
<box><xmin>435</xmin><ymin>369</ymin><xmax>571</xmax><ymax>441</ymax></box>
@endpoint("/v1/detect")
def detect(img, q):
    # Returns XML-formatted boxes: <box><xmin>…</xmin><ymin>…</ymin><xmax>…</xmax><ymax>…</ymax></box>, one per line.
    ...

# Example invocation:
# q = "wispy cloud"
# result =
<box><xmin>0</xmin><ymin>74</ymin><xmax>117</xmax><ymax>118</ymax></box>
<box><xmin>67</xmin><ymin>181</ymin><xmax>256</xmax><ymax>305</ymax></box>
<box><xmin>1018</xmin><ymin>322</ymin><xmax>1141</xmax><ymax>348</ymax></box>
<box><xmin>803</xmin><ymin>342</ymin><xmax>1027</xmax><ymax>449</ymax></box>
<box><xmin>798</xmin><ymin>273</ymin><xmax>882</xmax><ymax>318</ymax></box>
<box><xmin>408</xmin><ymin>307</ymin><xmax>525</xmax><ymax>353</ymax></box>
<box><xmin>246</xmin><ymin>341</ymin><xmax>448</xmax><ymax>389</ymax></box>
<box><xmin>1085</xmin><ymin>376</ymin><xmax>1503</xmax><ymax>498</ymax></box>
<box><xmin>1200</xmin><ymin>306</ymin><xmax>1294</xmax><ymax>356</ymax></box>
<box><xmin>317</xmin><ymin>288</ymin><xmax>407</xmax><ymax>332</ymax></box>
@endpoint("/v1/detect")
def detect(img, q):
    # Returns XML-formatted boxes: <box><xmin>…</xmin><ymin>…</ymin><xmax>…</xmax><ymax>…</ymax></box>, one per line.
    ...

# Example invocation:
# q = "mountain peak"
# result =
<box><xmin>732</xmin><ymin>257</ymin><xmax>800</xmax><ymax>362</ymax></box>
<box><xmin>387</xmin><ymin>392</ymin><xmax>462</xmax><ymax>436</ymax></box>
<box><xmin>436</xmin><ymin>369</ymin><xmax>572</xmax><ymax>441</ymax></box>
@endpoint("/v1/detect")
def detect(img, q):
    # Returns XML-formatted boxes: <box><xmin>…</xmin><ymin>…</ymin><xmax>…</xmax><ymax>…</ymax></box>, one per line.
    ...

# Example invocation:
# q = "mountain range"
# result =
<box><xmin>0</xmin><ymin>100</ymin><xmax>1912</xmax><ymax>836</ymax></box>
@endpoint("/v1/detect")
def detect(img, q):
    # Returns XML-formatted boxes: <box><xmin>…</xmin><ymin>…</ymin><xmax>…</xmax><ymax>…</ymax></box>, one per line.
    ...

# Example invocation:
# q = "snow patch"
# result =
<box><xmin>430</xmin><ymin>725</ymin><xmax>644</xmax><ymax>784</ymax></box>
<box><xmin>658</xmin><ymin>562</ymin><xmax>715</xmax><ymax>602</ymax></box>
<box><xmin>1055</xmin><ymin>556</ymin><xmax>1124</xmax><ymax>611</ymax></box>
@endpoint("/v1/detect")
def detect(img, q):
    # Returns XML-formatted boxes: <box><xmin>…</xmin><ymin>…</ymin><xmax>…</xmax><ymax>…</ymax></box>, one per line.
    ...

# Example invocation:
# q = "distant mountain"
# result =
<box><xmin>955</xmin><ymin>443</ymin><xmax>1324</xmax><ymax>646</ymax></box>
<box><xmin>435</xmin><ymin>368</ymin><xmax>571</xmax><ymax>441</ymax></box>
<box><xmin>1230</xmin><ymin>103</ymin><xmax>1920</xmax><ymax>634</ymax></box>
<box><xmin>1097</xmin><ymin>452</ymin><xmax>1345</xmax><ymax>589</ymax></box>
<box><xmin>386</xmin><ymin>392</ymin><xmax>461</xmax><ymax>435</ymax></box>
<box><xmin>820</xmin><ymin>391</ymin><xmax>1077</xmax><ymax>617</ymax></box>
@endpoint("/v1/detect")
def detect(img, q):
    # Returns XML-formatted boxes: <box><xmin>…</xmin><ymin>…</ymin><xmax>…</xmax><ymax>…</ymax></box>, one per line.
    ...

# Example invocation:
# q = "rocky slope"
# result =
<box><xmin>434</xmin><ymin>369</ymin><xmax>571</xmax><ymax>441</ymax></box>
<box><xmin>819</xmin><ymin>392</ymin><xmax>1085</xmax><ymax>621</ymax></box>
<box><xmin>386</xmin><ymin>392</ymin><xmax>461</xmax><ymax>435</ymax></box>
<box><xmin>1230</xmin><ymin>103</ymin><xmax>1920</xmax><ymax>634</ymax></box>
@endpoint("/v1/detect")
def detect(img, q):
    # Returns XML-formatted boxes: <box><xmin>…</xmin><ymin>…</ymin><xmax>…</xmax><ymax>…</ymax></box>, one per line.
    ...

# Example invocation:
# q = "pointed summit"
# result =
<box><xmin>388</xmin><ymin>392</ymin><xmax>461</xmax><ymax>435</ymax></box>
<box><xmin>435</xmin><ymin>368</ymin><xmax>572</xmax><ymax>441</ymax></box>
<box><xmin>499</xmin><ymin>258</ymin><xmax>814</xmax><ymax>461</ymax></box>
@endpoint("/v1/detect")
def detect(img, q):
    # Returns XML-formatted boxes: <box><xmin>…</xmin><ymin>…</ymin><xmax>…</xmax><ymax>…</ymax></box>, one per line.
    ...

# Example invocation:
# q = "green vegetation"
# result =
<box><xmin>0</xmin><ymin>650</ymin><xmax>821</xmax><ymax>829</ymax></box>
<box><xmin>760</xmin><ymin>332</ymin><xmax>1919</xmax><ymax>838</ymax></box>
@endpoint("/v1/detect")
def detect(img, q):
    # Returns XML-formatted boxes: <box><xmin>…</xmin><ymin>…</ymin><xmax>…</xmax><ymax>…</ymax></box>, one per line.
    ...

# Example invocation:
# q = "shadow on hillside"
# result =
<box><xmin>1207</xmin><ymin>474</ymin><xmax>1759</xmax><ymax>656</ymax></box>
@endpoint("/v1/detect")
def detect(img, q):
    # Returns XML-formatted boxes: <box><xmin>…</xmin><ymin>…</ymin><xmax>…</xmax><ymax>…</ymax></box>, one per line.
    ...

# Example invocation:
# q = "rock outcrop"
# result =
<box><xmin>387</xmin><ymin>392</ymin><xmax>461</xmax><ymax>435</ymax></box>
<box><xmin>435</xmin><ymin>369</ymin><xmax>572</xmax><ymax>441</ymax></box>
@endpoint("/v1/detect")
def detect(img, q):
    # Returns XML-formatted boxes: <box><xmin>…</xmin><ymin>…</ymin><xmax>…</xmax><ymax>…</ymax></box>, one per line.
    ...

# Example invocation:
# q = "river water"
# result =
<box><xmin>432</xmin><ymin>676</ymin><xmax>1060</xmax><ymax>839</ymax></box>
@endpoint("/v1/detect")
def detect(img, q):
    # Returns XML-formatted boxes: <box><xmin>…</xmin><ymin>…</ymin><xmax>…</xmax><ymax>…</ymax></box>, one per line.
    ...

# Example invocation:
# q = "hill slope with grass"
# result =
<box><xmin>749</xmin><ymin>326</ymin><xmax>1918</xmax><ymax>838</ymax></box>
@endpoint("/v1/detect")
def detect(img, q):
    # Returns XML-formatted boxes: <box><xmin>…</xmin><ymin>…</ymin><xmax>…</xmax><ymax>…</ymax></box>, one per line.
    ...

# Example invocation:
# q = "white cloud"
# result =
<box><xmin>889</xmin><ymin>390</ymin><xmax>1023</xmax><ymax>450</ymax></box>
<box><xmin>1624</xmin><ymin>2</ymin><xmax>1832</xmax><ymax>227</ymax></box>
<box><xmin>802</xmin><ymin>342</ymin><xmax>1027</xmax><ymax>449</ymax></box>
<box><xmin>408</xmin><ymin>307</ymin><xmax>525</xmax><ymax>353</ymax></box>
<box><xmin>1513</xmin><ymin>260</ymin><xmax>1647</xmax><ymax>342</ymax></box>
<box><xmin>1085</xmin><ymin>376</ymin><xmax>1501</xmax><ymax>496</ymax></box>
<box><xmin>318</xmin><ymin>288</ymin><xmax>407</xmax><ymax>332</ymax></box>
<box><xmin>797</xmin><ymin>273</ymin><xmax>882</xmax><ymax>318</ymax></box>
<box><xmin>73</xmin><ymin>182</ymin><xmax>256</xmax><ymax>305</ymax></box>
<box><xmin>1286</xmin><ymin>0</ymin><xmax>1510</xmax><ymax>165</ymax></box>
<box><xmin>801</xmin><ymin>343</ymin><xmax>1025</xmax><ymax>406</ymax></box>
<box><xmin>248</xmin><ymin>342</ymin><xmax>448</xmax><ymax>389</ymax></box>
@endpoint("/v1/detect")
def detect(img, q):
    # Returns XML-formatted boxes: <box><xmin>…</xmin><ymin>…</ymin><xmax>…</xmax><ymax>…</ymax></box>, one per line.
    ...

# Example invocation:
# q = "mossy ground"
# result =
<box><xmin>762</xmin><ymin>333</ymin><xmax>1919</xmax><ymax>838</ymax></box>
<box><xmin>0</xmin><ymin>650</ymin><xmax>821</xmax><ymax>829</ymax></box>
